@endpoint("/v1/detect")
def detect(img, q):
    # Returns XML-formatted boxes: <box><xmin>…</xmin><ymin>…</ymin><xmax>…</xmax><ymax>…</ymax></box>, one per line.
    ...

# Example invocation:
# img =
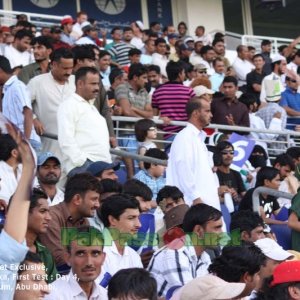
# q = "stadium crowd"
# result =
<box><xmin>2</xmin><ymin>10</ymin><xmax>300</xmax><ymax>300</ymax></box>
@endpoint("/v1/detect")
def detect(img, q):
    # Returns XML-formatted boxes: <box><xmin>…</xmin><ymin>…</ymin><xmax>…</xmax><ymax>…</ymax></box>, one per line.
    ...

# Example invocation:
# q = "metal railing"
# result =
<box><xmin>252</xmin><ymin>187</ymin><xmax>293</xmax><ymax>215</ymax></box>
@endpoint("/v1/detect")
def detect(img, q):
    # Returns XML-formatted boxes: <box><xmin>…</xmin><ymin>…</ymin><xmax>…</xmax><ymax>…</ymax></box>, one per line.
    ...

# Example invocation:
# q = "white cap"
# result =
<box><xmin>255</xmin><ymin>238</ymin><xmax>293</xmax><ymax>261</ymax></box>
<box><xmin>81</xmin><ymin>21</ymin><xmax>91</xmax><ymax>30</ymax></box>
<box><xmin>193</xmin><ymin>85</ymin><xmax>214</xmax><ymax>97</ymax></box>
<box><xmin>271</xmin><ymin>54</ymin><xmax>286</xmax><ymax>63</ymax></box>
<box><xmin>135</xmin><ymin>20</ymin><xmax>144</xmax><ymax>31</ymax></box>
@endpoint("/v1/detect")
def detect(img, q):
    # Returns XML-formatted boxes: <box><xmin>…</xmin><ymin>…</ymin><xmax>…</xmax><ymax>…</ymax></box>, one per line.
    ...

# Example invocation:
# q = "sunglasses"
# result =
<box><xmin>197</xmin><ymin>70</ymin><xmax>207</xmax><ymax>74</ymax></box>
<box><xmin>221</xmin><ymin>150</ymin><xmax>234</xmax><ymax>155</ymax></box>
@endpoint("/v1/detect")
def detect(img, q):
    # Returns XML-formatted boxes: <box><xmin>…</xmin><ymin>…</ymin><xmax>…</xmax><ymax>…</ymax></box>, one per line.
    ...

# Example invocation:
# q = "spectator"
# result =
<box><xmin>49</xmin><ymin>26</ymin><xmax>71</xmax><ymax>50</ymax></box>
<box><xmin>87</xmin><ymin>161</ymin><xmax>120</xmax><ymax>181</ymax></box>
<box><xmin>147</xmin><ymin>64</ymin><xmax>162</xmax><ymax>97</ymax></box>
<box><xmin>232</xmin><ymin>45</ymin><xmax>254</xmax><ymax>88</ymax></box>
<box><xmin>150</xmin><ymin>21</ymin><xmax>161</xmax><ymax>34</ymax></box>
<box><xmin>199</xmin><ymin>45</ymin><xmax>216</xmax><ymax>75</ymax></box>
<box><xmin>98</xmin><ymin>50</ymin><xmax>112</xmax><ymax>90</ymax></box>
<box><xmin>212</xmin><ymin>39</ymin><xmax>231</xmax><ymax>69</ymax></box>
<box><xmin>108</xmin><ymin>268</ymin><xmax>157</xmax><ymax>300</ymax></box>
<box><xmin>260</xmin><ymin>39</ymin><xmax>272</xmax><ymax>75</ymax></box>
<box><xmin>287</xmin><ymin>49</ymin><xmax>300</xmax><ymax>74</ymax></box>
<box><xmin>194</xmin><ymin>25</ymin><xmax>212</xmax><ymax>45</ymax></box>
<box><xmin>134</xmin><ymin>148</ymin><xmax>168</xmax><ymax>200</ymax></box>
<box><xmin>46</xmin><ymin>226</ymin><xmax>108</xmax><ymax>299</ymax></box>
<box><xmin>75</xmin><ymin>21</ymin><xmax>99</xmax><ymax>46</ymax></box>
<box><xmin>128</xmin><ymin>48</ymin><xmax>142</xmax><ymax>66</ymax></box>
<box><xmin>27</xmin><ymin>47</ymin><xmax>75</xmax><ymax>157</ymax></box>
<box><xmin>167</xmin><ymin>96</ymin><xmax>220</xmax><ymax>208</ymax></box>
<box><xmin>152</xmin><ymin>60</ymin><xmax>195</xmax><ymax>144</ymax></box>
<box><xmin>177</xmin><ymin>21</ymin><xmax>188</xmax><ymax>39</ymax></box>
<box><xmin>57</xmin><ymin>66</ymin><xmax>111</xmax><ymax>176</ymax></box>
<box><xmin>130</xmin><ymin>20</ymin><xmax>144</xmax><ymax>50</ymax></box>
<box><xmin>104</xmin><ymin>26</ymin><xmax>122</xmax><ymax>51</ymax></box>
<box><xmin>39</xmin><ymin>173</ymin><xmax>101</xmax><ymax>271</ymax></box>
<box><xmin>107</xmin><ymin>67</ymin><xmax>126</xmax><ymax>102</ymax></box>
<box><xmin>3</xmin><ymin>29</ymin><xmax>33</xmax><ymax>68</ymax></box>
<box><xmin>18</xmin><ymin>36</ymin><xmax>53</xmax><ymax>84</ymax></box>
<box><xmin>37</xmin><ymin>152</ymin><xmax>64</xmax><ymax>206</ymax></box>
<box><xmin>210</xmin><ymin>57</ymin><xmax>225</xmax><ymax>92</ymax></box>
<box><xmin>0</xmin><ymin>55</ymin><xmax>40</xmax><ymax>149</ymax></box>
<box><xmin>248</xmin><ymin>45</ymin><xmax>256</xmax><ymax>62</ymax></box>
<box><xmin>230</xmin><ymin>210</ymin><xmax>265</xmax><ymax>242</ymax></box>
<box><xmin>140</xmin><ymin>39</ymin><xmax>155</xmax><ymax>65</ymax></box>
<box><xmin>239</xmin><ymin>166</ymin><xmax>285</xmax><ymax>225</ymax></box>
<box><xmin>260</xmin><ymin>54</ymin><xmax>286</xmax><ymax>104</ymax></box>
<box><xmin>60</xmin><ymin>15</ymin><xmax>76</xmax><ymax>46</ymax></box>
<box><xmin>189</xmin><ymin>39</ymin><xmax>204</xmax><ymax>66</ymax></box>
<box><xmin>96</xmin><ymin>194</ymin><xmax>143</xmax><ymax>285</ymax></box>
<box><xmin>152</xmin><ymin>37</ymin><xmax>168</xmax><ymax>78</ymax></box>
<box><xmin>246</xmin><ymin>53</ymin><xmax>267</xmax><ymax>104</ymax></box>
<box><xmin>71</xmin><ymin>11</ymin><xmax>88</xmax><ymax>40</ymax></box>
<box><xmin>148</xmin><ymin>203</ymin><xmax>223</xmax><ymax>297</ymax></box>
<box><xmin>211</xmin><ymin>76</ymin><xmax>250</xmax><ymax>130</ymax></box>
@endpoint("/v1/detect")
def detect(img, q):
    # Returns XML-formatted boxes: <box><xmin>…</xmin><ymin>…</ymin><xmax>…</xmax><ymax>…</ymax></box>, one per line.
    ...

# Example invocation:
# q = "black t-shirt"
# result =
<box><xmin>239</xmin><ymin>188</ymin><xmax>280</xmax><ymax>217</ymax></box>
<box><xmin>217</xmin><ymin>169</ymin><xmax>246</xmax><ymax>196</ymax></box>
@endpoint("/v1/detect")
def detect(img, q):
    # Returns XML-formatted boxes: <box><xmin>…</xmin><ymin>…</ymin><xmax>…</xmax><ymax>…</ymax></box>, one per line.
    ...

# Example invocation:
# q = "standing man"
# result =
<box><xmin>167</xmin><ymin>96</ymin><xmax>220</xmax><ymax>209</ymax></box>
<box><xmin>60</xmin><ymin>15</ymin><xmax>76</xmax><ymax>46</ymax></box>
<box><xmin>71</xmin><ymin>11</ymin><xmax>88</xmax><ymax>40</ymax></box>
<box><xmin>260</xmin><ymin>39</ymin><xmax>272</xmax><ymax>75</ymax></box>
<box><xmin>57</xmin><ymin>66</ymin><xmax>111</xmax><ymax>176</ymax></box>
<box><xmin>18</xmin><ymin>36</ymin><xmax>53</xmax><ymax>84</ymax></box>
<box><xmin>27</xmin><ymin>47</ymin><xmax>75</xmax><ymax>157</ymax></box>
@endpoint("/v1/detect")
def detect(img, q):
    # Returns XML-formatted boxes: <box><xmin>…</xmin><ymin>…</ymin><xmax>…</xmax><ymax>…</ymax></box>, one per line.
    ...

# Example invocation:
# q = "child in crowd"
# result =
<box><xmin>134</xmin><ymin>118</ymin><xmax>158</xmax><ymax>169</ymax></box>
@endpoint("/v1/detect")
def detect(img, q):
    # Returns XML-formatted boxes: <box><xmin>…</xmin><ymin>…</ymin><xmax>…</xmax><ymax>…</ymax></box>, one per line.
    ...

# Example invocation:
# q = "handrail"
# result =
<box><xmin>252</xmin><ymin>187</ymin><xmax>293</xmax><ymax>215</ymax></box>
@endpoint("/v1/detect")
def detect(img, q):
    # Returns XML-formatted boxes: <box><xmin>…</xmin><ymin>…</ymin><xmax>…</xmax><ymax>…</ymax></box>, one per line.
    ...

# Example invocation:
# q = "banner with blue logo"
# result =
<box><xmin>147</xmin><ymin>0</ymin><xmax>173</xmax><ymax>27</ymax></box>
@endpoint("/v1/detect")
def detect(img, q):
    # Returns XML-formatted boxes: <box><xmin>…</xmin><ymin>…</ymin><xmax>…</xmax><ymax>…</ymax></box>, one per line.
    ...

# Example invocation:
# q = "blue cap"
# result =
<box><xmin>37</xmin><ymin>152</ymin><xmax>60</xmax><ymax>166</ymax></box>
<box><xmin>168</xmin><ymin>33</ymin><xmax>179</xmax><ymax>39</ymax></box>
<box><xmin>86</xmin><ymin>161</ymin><xmax>120</xmax><ymax>177</ymax></box>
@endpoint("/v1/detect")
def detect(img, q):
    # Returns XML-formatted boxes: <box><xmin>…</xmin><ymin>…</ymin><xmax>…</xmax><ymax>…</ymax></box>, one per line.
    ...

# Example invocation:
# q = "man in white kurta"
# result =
<box><xmin>57</xmin><ymin>66</ymin><xmax>111</xmax><ymax>175</ymax></box>
<box><xmin>166</xmin><ymin>97</ymin><xmax>220</xmax><ymax>210</ymax></box>
<box><xmin>27</xmin><ymin>49</ymin><xmax>75</xmax><ymax>160</ymax></box>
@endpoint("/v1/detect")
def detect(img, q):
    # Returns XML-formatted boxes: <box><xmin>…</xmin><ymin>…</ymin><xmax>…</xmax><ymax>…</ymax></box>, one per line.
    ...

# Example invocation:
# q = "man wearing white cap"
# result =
<box><xmin>60</xmin><ymin>15</ymin><xmax>76</xmax><ymax>46</ymax></box>
<box><xmin>250</xmin><ymin>238</ymin><xmax>293</xmax><ymax>299</ymax></box>
<box><xmin>193</xmin><ymin>85</ymin><xmax>214</xmax><ymax>102</ymax></box>
<box><xmin>130</xmin><ymin>21</ymin><xmax>144</xmax><ymax>50</ymax></box>
<box><xmin>260</xmin><ymin>54</ymin><xmax>287</xmax><ymax>103</ymax></box>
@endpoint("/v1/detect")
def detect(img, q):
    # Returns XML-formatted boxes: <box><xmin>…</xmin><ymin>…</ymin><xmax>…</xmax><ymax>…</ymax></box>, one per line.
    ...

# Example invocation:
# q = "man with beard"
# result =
<box><xmin>18</xmin><ymin>36</ymin><xmax>53</xmax><ymax>84</ymax></box>
<box><xmin>37</xmin><ymin>152</ymin><xmax>64</xmax><ymax>206</ymax></box>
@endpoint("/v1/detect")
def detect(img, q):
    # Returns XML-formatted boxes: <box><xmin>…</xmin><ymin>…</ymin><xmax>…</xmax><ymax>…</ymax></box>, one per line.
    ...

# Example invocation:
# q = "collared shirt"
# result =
<box><xmin>45</xmin><ymin>271</ymin><xmax>108</xmax><ymax>300</ymax></box>
<box><xmin>280</xmin><ymin>87</ymin><xmax>300</xmax><ymax>112</ymax></box>
<box><xmin>57</xmin><ymin>92</ymin><xmax>111</xmax><ymax>173</ymax></box>
<box><xmin>211</xmin><ymin>96</ymin><xmax>250</xmax><ymax>128</ymax></box>
<box><xmin>0</xmin><ymin>230</ymin><xmax>28</xmax><ymax>300</ymax></box>
<box><xmin>108</xmin><ymin>42</ymin><xmax>135</xmax><ymax>66</ymax></box>
<box><xmin>27</xmin><ymin>72</ymin><xmax>76</xmax><ymax>157</ymax></box>
<box><xmin>147</xmin><ymin>235</ymin><xmax>211</xmax><ymax>297</ymax></box>
<box><xmin>39</xmin><ymin>202</ymin><xmax>88</xmax><ymax>267</ymax></box>
<box><xmin>134</xmin><ymin>169</ymin><xmax>165</xmax><ymax>200</ymax></box>
<box><xmin>152</xmin><ymin>53</ymin><xmax>169</xmax><ymax>77</ymax></box>
<box><xmin>100</xmin><ymin>66</ymin><xmax>111</xmax><ymax>90</ymax></box>
<box><xmin>60</xmin><ymin>32</ymin><xmax>76</xmax><ymax>46</ymax></box>
<box><xmin>210</xmin><ymin>72</ymin><xmax>225</xmax><ymax>92</ymax></box>
<box><xmin>96</xmin><ymin>228</ymin><xmax>143</xmax><ymax>284</ymax></box>
<box><xmin>260</xmin><ymin>72</ymin><xmax>285</xmax><ymax>103</ymax></box>
<box><xmin>4</xmin><ymin>44</ymin><xmax>33</xmax><ymax>68</ymax></box>
<box><xmin>18</xmin><ymin>62</ymin><xmax>50</xmax><ymax>85</ymax></box>
<box><xmin>0</xmin><ymin>161</ymin><xmax>22</xmax><ymax>203</ymax></box>
<box><xmin>166</xmin><ymin>123</ymin><xmax>220</xmax><ymax>208</ymax></box>
<box><xmin>48</xmin><ymin>188</ymin><xmax>64</xmax><ymax>206</ymax></box>
<box><xmin>2</xmin><ymin>75</ymin><xmax>40</xmax><ymax>142</ymax></box>
<box><xmin>88</xmin><ymin>212</ymin><xmax>104</xmax><ymax>232</ymax></box>
<box><xmin>232</xmin><ymin>57</ymin><xmax>254</xmax><ymax>86</ymax></box>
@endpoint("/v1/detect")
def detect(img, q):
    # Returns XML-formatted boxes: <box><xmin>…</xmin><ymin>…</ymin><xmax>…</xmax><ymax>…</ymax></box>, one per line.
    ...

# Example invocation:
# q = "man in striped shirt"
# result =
<box><xmin>152</xmin><ymin>61</ymin><xmax>195</xmax><ymax>143</ymax></box>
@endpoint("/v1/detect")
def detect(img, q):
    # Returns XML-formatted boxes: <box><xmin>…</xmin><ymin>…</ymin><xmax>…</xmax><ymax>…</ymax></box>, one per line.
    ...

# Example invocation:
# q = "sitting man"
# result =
<box><xmin>87</xmin><ymin>161</ymin><xmax>120</xmax><ymax>181</ymax></box>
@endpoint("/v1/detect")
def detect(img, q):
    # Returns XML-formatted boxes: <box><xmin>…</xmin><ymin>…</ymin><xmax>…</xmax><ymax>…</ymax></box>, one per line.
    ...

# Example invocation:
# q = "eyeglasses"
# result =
<box><xmin>148</xmin><ymin>127</ymin><xmax>157</xmax><ymax>131</ymax></box>
<box><xmin>221</xmin><ymin>150</ymin><xmax>234</xmax><ymax>155</ymax></box>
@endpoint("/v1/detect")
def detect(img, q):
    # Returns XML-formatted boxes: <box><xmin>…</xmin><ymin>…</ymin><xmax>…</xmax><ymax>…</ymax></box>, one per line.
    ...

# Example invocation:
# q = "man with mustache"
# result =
<box><xmin>37</xmin><ymin>152</ymin><xmax>64</xmax><ymax>206</ymax></box>
<box><xmin>57</xmin><ymin>66</ymin><xmax>111</xmax><ymax>176</ymax></box>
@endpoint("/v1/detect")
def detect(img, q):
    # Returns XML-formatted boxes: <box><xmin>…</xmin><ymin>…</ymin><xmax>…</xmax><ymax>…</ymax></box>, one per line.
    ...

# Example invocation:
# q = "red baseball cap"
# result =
<box><xmin>61</xmin><ymin>15</ymin><xmax>74</xmax><ymax>25</ymax></box>
<box><xmin>270</xmin><ymin>261</ymin><xmax>300</xmax><ymax>287</ymax></box>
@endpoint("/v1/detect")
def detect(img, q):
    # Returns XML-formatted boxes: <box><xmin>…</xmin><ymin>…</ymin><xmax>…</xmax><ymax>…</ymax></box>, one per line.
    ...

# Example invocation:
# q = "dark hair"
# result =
<box><xmin>0</xmin><ymin>134</ymin><xmax>17</xmax><ymax>160</ymax></box>
<box><xmin>214</xmin><ymin>32</ymin><xmax>225</xmax><ymax>40</ymax></box>
<box><xmin>236</xmin><ymin>44</ymin><xmax>246</xmax><ymax>53</ymax></box>
<box><xmin>186</xmin><ymin>96</ymin><xmax>204</xmax><ymax>119</ymax></box>
<box><xmin>156</xmin><ymin>185</ymin><xmax>184</xmax><ymax>205</ymax></box>
<box><xmin>196</xmin><ymin>25</ymin><xmax>205</xmax><ymax>31</ymax></box>
<box><xmin>108</xmin><ymin>268</ymin><xmax>157</xmax><ymax>300</ymax></box>
<box><xmin>50</xmin><ymin>47</ymin><xmax>73</xmax><ymax>63</ymax></box>
<box><xmin>134</xmin><ymin>118</ymin><xmax>156</xmax><ymax>142</ymax></box>
<box><xmin>123</xmin><ymin>179</ymin><xmax>153</xmax><ymax>201</ymax></box>
<box><xmin>147</xmin><ymin>64</ymin><xmax>161</xmax><ymax>74</ymax></box>
<box><xmin>230</xmin><ymin>210</ymin><xmax>264</xmax><ymax>235</ymax></box>
<box><xmin>110</xmin><ymin>26</ymin><xmax>122</xmax><ymax>35</ymax></box>
<box><xmin>222</xmin><ymin>76</ymin><xmax>238</xmax><ymax>86</ymax></box>
<box><xmin>200</xmin><ymin>45</ymin><xmax>214</xmax><ymax>56</ymax></box>
<box><xmin>286</xmin><ymin>147</ymin><xmax>300</xmax><ymax>161</ymax></box>
<box><xmin>100</xmin><ymin>193</ymin><xmax>141</xmax><ymax>227</ymax></box>
<box><xmin>29</xmin><ymin>188</ymin><xmax>48</xmax><ymax>213</ymax></box>
<box><xmin>251</xmin><ymin>145</ymin><xmax>268</xmax><ymax>160</ymax></box>
<box><xmin>248</xmin><ymin>45</ymin><xmax>256</xmax><ymax>51</ymax></box>
<box><xmin>253</xmin><ymin>53</ymin><xmax>264</xmax><ymax>61</ymax></box>
<box><xmin>182</xmin><ymin>203</ymin><xmax>222</xmax><ymax>232</ymax></box>
<box><xmin>75</xmin><ymin>66</ymin><xmax>99</xmax><ymax>84</ymax></box>
<box><xmin>128</xmin><ymin>48</ymin><xmax>142</xmax><ymax>57</ymax></box>
<box><xmin>143</xmin><ymin>148</ymin><xmax>168</xmax><ymax>170</ymax></box>
<box><xmin>154</xmin><ymin>37</ymin><xmax>166</xmax><ymax>47</ymax></box>
<box><xmin>177</xmin><ymin>21</ymin><xmax>187</xmax><ymax>30</ymax></box>
<box><xmin>77</xmin><ymin>11</ymin><xmax>87</xmax><ymax>17</ymax></box>
<box><xmin>109</xmin><ymin>68</ymin><xmax>124</xmax><ymax>84</ymax></box>
<box><xmin>15</xmin><ymin>29</ymin><xmax>33</xmax><ymax>40</ymax></box>
<box><xmin>150</xmin><ymin>21</ymin><xmax>160</xmax><ymax>28</ymax></box>
<box><xmin>128</xmin><ymin>63</ymin><xmax>147</xmax><ymax>80</ymax></box>
<box><xmin>208</xmin><ymin>243</ymin><xmax>265</xmax><ymax>281</ymax></box>
<box><xmin>212</xmin><ymin>39</ymin><xmax>224</xmax><ymax>47</ymax></box>
<box><xmin>212</xmin><ymin>57</ymin><xmax>224</xmax><ymax>67</ymax></box>
<box><xmin>64</xmin><ymin>173</ymin><xmax>102</xmax><ymax>203</ymax></box>
<box><xmin>100</xmin><ymin>178</ymin><xmax>122</xmax><ymax>194</ymax></box>
<box><xmin>166</xmin><ymin>60</ymin><xmax>184</xmax><ymax>81</ymax></box>
<box><xmin>273</xmin><ymin>153</ymin><xmax>295</xmax><ymax>171</ymax></box>
<box><xmin>216</xmin><ymin>140</ymin><xmax>234</xmax><ymax>152</ymax></box>
<box><xmin>255</xmin><ymin>166</ymin><xmax>280</xmax><ymax>188</ymax></box>
<box><xmin>72</xmin><ymin>45</ymin><xmax>95</xmax><ymax>65</ymax></box>
<box><xmin>123</xmin><ymin>26</ymin><xmax>133</xmax><ymax>33</ymax></box>
<box><xmin>30</xmin><ymin>36</ymin><xmax>53</xmax><ymax>50</ymax></box>
<box><xmin>18</xmin><ymin>251</ymin><xmax>43</xmax><ymax>279</ymax></box>
<box><xmin>261</xmin><ymin>39</ymin><xmax>272</xmax><ymax>47</ymax></box>
<box><xmin>99</xmin><ymin>50</ymin><xmax>111</xmax><ymax>59</ymax></box>
<box><xmin>0</xmin><ymin>55</ymin><xmax>13</xmax><ymax>74</ymax></box>
<box><xmin>238</xmin><ymin>93</ymin><xmax>257</xmax><ymax>109</ymax></box>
